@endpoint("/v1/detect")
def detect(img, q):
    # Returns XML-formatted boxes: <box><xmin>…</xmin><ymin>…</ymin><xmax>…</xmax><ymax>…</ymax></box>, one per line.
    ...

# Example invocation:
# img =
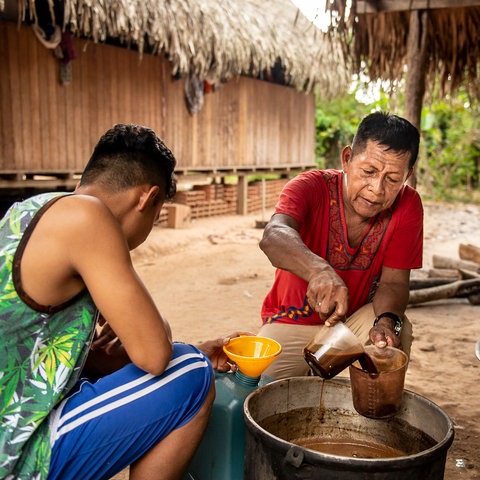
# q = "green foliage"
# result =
<box><xmin>315</xmin><ymin>91</ymin><xmax>362</xmax><ymax>169</ymax></box>
<box><xmin>418</xmin><ymin>92</ymin><xmax>480</xmax><ymax>198</ymax></box>
<box><xmin>315</xmin><ymin>83</ymin><xmax>480</xmax><ymax>201</ymax></box>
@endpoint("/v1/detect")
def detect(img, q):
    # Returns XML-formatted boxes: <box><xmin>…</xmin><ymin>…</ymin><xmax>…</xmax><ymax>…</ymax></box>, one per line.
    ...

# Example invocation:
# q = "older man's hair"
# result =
<box><xmin>352</xmin><ymin>112</ymin><xmax>420</xmax><ymax>169</ymax></box>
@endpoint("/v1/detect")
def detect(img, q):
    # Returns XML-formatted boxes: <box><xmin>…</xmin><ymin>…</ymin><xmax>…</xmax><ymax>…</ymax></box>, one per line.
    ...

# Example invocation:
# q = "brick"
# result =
<box><xmin>165</xmin><ymin>203</ymin><xmax>192</xmax><ymax>229</ymax></box>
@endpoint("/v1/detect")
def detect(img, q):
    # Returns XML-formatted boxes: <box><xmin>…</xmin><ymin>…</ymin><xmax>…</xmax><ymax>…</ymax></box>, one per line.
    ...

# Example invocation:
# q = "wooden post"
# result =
<box><xmin>237</xmin><ymin>175</ymin><xmax>248</xmax><ymax>215</ymax></box>
<box><xmin>261</xmin><ymin>178</ymin><xmax>266</xmax><ymax>221</ymax></box>
<box><xmin>404</xmin><ymin>9</ymin><xmax>429</xmax><ymax>188</ymax></box>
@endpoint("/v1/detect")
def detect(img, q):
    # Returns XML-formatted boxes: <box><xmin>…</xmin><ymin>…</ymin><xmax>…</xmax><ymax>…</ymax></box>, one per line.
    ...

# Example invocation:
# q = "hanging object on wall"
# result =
<box><xmin>32</xmin><ymin>23</ymin><xmax>61</xmax><ymax>49</ymax></box>
<box><xmin>32</xmin><ymin>23</ymin><xmax>76</xmax><ymax>86</ymax></box>
<box><xmin>54</xmin><ymin>31</ymin><xmax>77</xmax><ymax>86</ymax></box>
<box><xmin>184</xmin><ymin>73</ymin><xmax>204</xmax><ymax>115</ymax></box>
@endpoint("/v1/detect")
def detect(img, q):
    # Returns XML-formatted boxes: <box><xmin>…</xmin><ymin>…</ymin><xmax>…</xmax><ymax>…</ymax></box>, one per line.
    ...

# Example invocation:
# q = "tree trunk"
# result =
<box><xmin>404</xmin><ymin>9</ymin><xmax>429</xmax><ymax>188</ymax></box>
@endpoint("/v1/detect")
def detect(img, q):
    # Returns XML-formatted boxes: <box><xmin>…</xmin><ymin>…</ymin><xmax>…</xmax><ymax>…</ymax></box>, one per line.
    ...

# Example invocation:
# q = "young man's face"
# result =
<box><xmin>124</xmin><ymin>186</ymin><xmax>165</xmax><ymax>250</ymax></box>
<box><xmin>341</xmin><ymin>140</ymin><xmax>412</xmax><ymax>220</ymax></box>
<box><xmin>133</xmin><ymin>200</ymin><xmax>164</xmax><ymax>249</ymax></box>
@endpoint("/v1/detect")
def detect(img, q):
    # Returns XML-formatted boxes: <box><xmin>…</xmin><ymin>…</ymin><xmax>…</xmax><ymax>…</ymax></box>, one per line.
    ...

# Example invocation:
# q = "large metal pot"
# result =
<box><xmin>243</xmin><ymin>377</ymin><xmax>454</xmax><ymax>479</ymax></box>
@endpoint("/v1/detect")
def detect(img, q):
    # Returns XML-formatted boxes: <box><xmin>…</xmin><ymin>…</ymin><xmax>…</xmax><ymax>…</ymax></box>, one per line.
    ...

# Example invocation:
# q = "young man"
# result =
<box><xmin>0</xmin><ymin>124</ymin><xmax>238</xmax><ymax>479</ymax></box>
<box><xmin>258</xmin><ymin>112</ymin><xmax>423</xmax><ymax>380</ymax></box>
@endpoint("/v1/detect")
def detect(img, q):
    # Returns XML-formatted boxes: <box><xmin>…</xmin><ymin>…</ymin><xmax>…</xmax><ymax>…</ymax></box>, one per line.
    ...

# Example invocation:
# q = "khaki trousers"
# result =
<box><xmin>257</xmin><ymin>303</ymin><xmax>413</xmax><ymax>381</ymax></box>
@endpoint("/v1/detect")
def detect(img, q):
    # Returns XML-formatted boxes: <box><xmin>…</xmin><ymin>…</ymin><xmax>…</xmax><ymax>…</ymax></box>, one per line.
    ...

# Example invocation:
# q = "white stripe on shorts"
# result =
<box><xmin>51</xmin><ymin>353</ymin><xmax>208</xmax><ymax>442</ymax></box>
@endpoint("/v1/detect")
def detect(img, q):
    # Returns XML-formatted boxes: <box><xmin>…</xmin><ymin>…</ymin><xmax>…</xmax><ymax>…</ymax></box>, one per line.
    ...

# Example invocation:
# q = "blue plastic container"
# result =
<box><xmin>183</xmin><ymin>370</ymin><xmax>259</xmax><ymax>480</ymax></box>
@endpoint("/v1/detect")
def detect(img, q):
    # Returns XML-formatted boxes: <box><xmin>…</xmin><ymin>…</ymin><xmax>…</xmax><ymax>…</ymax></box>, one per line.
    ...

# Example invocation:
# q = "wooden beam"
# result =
<box><xmin>403</xmin><ymin>8</ymin><xmax>428</xmax><ymax>188</ymax></box>
<box><xmin>356</xmin><ymin>0</ymin><xmax>480</xmax><ymax>14</ymax></box>
<box><xmin>237</xmin><ymin>176</ymin><xmax>248</xmax><ymax>215</ymax></box>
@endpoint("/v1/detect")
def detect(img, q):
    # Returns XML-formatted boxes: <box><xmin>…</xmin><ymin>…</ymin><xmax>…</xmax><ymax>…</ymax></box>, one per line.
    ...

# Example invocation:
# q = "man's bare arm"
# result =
<box><xmin>260</xmin><ymin>213</ymin><xmax>349</xmax><ymax>325</ymax></box>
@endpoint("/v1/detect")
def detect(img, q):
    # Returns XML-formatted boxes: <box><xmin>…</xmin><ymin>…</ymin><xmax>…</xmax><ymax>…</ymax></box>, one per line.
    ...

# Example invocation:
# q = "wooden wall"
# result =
<box><xmin>0</xmin><ymin>21</ymin><xmax>316</xmax><ymax>181</ymax></box>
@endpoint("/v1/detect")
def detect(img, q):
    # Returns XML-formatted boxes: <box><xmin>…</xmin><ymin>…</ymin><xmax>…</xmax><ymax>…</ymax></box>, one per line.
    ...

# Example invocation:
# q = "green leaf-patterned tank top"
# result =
<box><xmin>0</xmin><ymin>193</ymin><xmax>97</xmax><ymax>479</ymax></box>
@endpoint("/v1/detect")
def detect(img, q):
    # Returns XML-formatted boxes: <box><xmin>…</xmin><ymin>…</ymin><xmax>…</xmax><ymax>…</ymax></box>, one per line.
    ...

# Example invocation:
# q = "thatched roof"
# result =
<box><xmin>326</xmin><ymin>0</ymin><xmax>480</xmax><ymax>99</ymax></box>
<box><xmin>3</xmin><ymin>0</ymin><xmax>348</xmax><ymax>95</ymax></box>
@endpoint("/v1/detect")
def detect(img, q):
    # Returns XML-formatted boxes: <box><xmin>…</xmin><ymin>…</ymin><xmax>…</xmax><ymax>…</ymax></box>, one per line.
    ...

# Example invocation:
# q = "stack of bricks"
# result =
<box><xmin>174</xmin><ymin>187</ymin><xmax>229</xmax><ymax>219</ymax></box>
<box><xmin>247</xmin><ymin>184</ymin><xmax>262</xmax><ymax>213</ymax></box>
<box><xmin>155</xmin><ymin>207</ymin><xmax>169</xmax><ymax>227</ymax></box>
<box><xmin>171</xmin><ymin>178</ymin><xmax>289</xmax><ymax>220</ymax></box>
<box><xmin>246</xmin><ymin>178</ymin><xmax>289</xmax><ymax>213</ymax></box>
<box><xmin>222</xmin><ymin>184</ymin><xmax>238</xmax><ymax>214</ymax></box>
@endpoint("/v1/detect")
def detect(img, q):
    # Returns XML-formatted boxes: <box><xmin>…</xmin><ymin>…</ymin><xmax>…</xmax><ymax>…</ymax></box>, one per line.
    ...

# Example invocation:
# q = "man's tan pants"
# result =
<box><xmin>257</xmin><ymin>303</ymin><xmax>413</xmax><ymax>381</ymax></box>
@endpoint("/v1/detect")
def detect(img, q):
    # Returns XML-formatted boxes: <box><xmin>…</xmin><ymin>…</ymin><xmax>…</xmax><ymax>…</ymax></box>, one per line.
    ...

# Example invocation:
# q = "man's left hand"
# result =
<box><xmin>370</xmin><ymin>321</ymin><xmax>401</xmax><ymax>349</ymax></box>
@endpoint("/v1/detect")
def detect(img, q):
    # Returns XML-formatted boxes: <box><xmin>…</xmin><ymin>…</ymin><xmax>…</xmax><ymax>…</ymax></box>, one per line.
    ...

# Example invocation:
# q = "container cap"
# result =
<box><xmin>223</xmin><ymin>336</ymin><xmax>282</xmax><ymax>377</ymax></box>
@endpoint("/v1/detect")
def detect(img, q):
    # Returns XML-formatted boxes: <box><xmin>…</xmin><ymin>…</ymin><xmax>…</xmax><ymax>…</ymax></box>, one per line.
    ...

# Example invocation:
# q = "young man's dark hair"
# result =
<box><xmin>80</xmin><ymin>124</ymin><xmax>177</xmax><ymax>200</ymax></box>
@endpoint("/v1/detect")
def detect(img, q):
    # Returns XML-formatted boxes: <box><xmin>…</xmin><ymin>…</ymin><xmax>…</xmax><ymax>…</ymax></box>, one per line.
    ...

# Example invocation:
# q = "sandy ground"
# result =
<box><xmin>115</xmin><ymin>200</ymin><xmax>480</xmax><ymax>480</ymax></box>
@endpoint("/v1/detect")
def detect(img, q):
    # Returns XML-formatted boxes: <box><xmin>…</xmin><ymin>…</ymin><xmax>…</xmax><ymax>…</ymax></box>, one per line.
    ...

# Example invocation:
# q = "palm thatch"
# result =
<box><xmin>327</xmin><ymin>1</ymin><xmax>480</xmax><ymax>99</ymax></box>
<box><xmin>4</xmin><ymin>0</ymin><xmax>348</xmax><ymax>96</ymax></box>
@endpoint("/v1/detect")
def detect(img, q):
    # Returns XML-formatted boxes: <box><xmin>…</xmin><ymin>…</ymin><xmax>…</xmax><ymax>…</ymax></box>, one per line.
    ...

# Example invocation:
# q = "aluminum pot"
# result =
<box><xmin>243</xmin><ymin>377</ymin><xmax>454</xmax><ymax>480</ymax></box>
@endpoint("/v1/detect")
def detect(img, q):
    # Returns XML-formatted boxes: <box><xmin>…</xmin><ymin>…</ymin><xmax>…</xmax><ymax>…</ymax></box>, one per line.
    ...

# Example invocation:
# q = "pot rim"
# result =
<box><xmin>244</xmin><ymin>377</ymin><xmax>455</xmax><ymax>470</ymax></box>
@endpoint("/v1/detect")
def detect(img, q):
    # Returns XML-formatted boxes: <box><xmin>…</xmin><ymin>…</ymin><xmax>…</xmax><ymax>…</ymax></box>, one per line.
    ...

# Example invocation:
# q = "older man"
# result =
<box><xmin>258</xmin><ymin>112</ymin><xmax>423</xmax><ymax>380</ymax></box>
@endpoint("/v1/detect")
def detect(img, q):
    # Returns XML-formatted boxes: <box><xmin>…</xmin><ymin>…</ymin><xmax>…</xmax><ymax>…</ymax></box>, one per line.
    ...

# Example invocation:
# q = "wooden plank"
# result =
<box><xmin>0</xmin><ymin>22</ymin><xmax>15</xmax><ymax>169</ymax></box>
<box><xmin>37</xmin><ymin>34</ymin><xmax>57</xmax><ymax>170</ymax></box>
<box><xmin>9</xmin><ymin>24</ymin><xmax>26</xmax><ymax>170</ymax></box>
<box><xmin>356</xmin><ymin>0</ymin><xmax>480</xmax><ymax>14</ymax></box>
<box><xmin>56</xmin><ymin>69</ymin><xmax>67</xmax><ymax>171</ymax></box>
<box><xmin>82</xmin><ymin>41</ymin><xmax>99</xmax><ymax>170</ymax></box>
<box><xmin>26</xmin><ymin>27</ymin><xmax>43</xmax><ymax>171</ymax></box>
<box><xmin>47</xmin><ymin>40</ymin><xmax>61</xmax><ymax>170</ymax></box>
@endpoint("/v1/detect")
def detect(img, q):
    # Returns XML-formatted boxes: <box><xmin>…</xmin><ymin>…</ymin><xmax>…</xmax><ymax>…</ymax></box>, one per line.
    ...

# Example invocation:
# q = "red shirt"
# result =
<box><xmin>261</xmin><ymin>170</ymin><xmax>423</xmax><ymax>325</ymax></box>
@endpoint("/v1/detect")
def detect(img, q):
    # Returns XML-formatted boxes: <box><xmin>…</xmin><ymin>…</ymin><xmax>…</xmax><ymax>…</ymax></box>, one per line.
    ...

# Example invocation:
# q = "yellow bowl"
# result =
<box><xmin>223</xmin><ymin>336</ymin><xmax>282</xmax><ymax>377</ymax></box>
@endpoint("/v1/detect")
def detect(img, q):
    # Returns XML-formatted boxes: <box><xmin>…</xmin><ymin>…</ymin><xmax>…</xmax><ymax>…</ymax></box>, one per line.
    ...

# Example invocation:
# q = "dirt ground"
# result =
<box><xmin>118</xmin><ymin>199</ymin><xmax>480</xmax><ymax>479</ymax></box>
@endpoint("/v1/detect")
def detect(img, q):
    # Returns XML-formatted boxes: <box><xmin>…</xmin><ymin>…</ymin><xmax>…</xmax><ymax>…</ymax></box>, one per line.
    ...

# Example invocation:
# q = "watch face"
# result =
<box><xmin>393</xmin><ymin>319</ymin><xmax>403</xmax><ymax>335</ymax></box>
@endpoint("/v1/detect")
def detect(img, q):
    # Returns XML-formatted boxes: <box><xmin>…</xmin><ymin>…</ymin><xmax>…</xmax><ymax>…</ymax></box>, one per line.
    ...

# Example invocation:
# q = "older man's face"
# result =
<box><xmin>341</xmin><ymin>140</ymin><xmax>412</xmax><ymax>220</ymax></box>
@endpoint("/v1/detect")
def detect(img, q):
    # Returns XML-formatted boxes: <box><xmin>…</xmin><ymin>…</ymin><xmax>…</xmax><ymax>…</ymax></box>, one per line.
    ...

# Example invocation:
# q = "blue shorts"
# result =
<box><xmin>47</xmin><ymin>343</ymin><xmax>213</xmax><ymax>480</ymax></box>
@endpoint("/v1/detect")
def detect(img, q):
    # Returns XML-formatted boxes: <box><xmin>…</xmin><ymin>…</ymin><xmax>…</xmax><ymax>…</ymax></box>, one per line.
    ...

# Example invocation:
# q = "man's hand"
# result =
<box><xmin>196</xmin><ymin>332</ymin><xmax>255</xmax><ymax>372</ymax></box>
<box><xmin>84</xmin><ymin>316</ymin><xmax>131</xmax><ymax>377</ymax></box>
<box><xmin>306</xmin><ymin>269</ymin><xmax>349</xmax><ymax>326</ymax></box>
<box><xmin>91</xmin><ymin>316</ymin><xmax>126</xmax><ymax>357</ymax></box>
<box><xmin>369</xmin><ymin>318</ymin><xmax>401</xmax><ymax>349</ymax></box>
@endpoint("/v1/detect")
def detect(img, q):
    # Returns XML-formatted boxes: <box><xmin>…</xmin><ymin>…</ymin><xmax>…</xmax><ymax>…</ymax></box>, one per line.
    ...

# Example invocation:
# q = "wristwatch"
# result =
<box><xmin>373</xmin><ymin>312</ymin><xmax>403</xmax><ymax>336</ymax></box>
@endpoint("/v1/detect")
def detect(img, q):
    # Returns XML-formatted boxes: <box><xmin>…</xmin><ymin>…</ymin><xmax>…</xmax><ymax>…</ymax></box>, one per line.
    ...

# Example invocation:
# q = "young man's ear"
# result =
<box><xmin>138</xmin><ymin>185</ymin><xmax>160</xmax><ymax>211</ymax></box>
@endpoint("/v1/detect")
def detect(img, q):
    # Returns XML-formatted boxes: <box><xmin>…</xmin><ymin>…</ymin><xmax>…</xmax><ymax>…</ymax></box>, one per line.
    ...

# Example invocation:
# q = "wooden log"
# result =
<box><xmin>408</xmin><ymin>278</ymin><xmax>480</xmax><ymax>305</ymax></box>
<box><xmin>410</xmin><ymin>278</ymin><xmax>457</xmax><ymax>290</ymax></box>
<box><xmin>459</xmin><ymin>244</ymin><xmax>480</xmax><ymax>265</ymax></box>
<box><xmin>468</xmin><ymin>293</ymin><xmax>480</xmax><ymax>306</ymax></box>
<box><xmin>459</xmin><ymin>269</ymin><xmax>480</xmax><ymax>279</ymax></box>
<box><xmin>427</xmin><ymin>268</ymin><xmax>461</xmax><ymax>279</ymax></box>
<box><xmin>432</xmin><ymin>255</ymin><xmax>480</xmax><ymax>273</ymax></box>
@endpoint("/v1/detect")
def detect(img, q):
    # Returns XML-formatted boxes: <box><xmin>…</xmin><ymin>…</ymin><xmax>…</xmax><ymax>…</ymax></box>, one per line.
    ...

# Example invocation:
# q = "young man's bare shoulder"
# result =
<box><xmin>52</xmin><ymin>194</ymin><xmax>114</xmax><ymax>222</ymax></box>
<box><xmin>40</xmin><ymin>194</ymin><xmax>121</xmax><ymax>241</ymax></box>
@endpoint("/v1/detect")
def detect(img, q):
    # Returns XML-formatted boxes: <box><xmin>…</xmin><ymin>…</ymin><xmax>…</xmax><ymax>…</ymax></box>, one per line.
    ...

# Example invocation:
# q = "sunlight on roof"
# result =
<box><xmin>290</xmin><ymin>0</ymin><xmax>331</xmax><ymax>31</ymax></box>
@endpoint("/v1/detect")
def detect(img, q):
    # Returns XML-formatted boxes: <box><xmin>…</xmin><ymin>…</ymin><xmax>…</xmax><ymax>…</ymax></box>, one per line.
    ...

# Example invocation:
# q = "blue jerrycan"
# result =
<box><xmin>183</xmin><ymin>370</ymin><xmax>260</xmax><ymax>480</ymax></box>
<box><xmin>183</xmin><ymin>335</ymin><xmax>281</xmax><ymax>480</ymax></box>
